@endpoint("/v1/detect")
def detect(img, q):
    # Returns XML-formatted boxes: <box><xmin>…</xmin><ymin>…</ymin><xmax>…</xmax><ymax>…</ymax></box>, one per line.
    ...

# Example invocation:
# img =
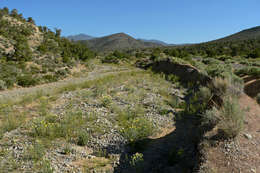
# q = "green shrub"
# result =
<box><xmin>218</xmin><ymin>97</ymin><xmax>244</xmax><ymax>139</ymax></box>
<box><xmin>211</xmin><ymin>74</ymin><xmax>244</xmax><ymax>98</ymax></box>
<box><xmin>17</xmin><ymin>74</ymin><xmax>38</xmax><ymax>87</ymax></box>
<box><xmin>201</xmin><ymin>107</ymin><xmax>219</xmax><ymax>126</ymax></box>
<box><xmin>211</xmin><ymin>77</ymin><xmax>229</xmax><ymax>97</ymax></box>
<box><xmin>101</xmin><ymin>55</ymin><xmax>119</xmax><ymax>64</ymax></box>
<box><xmin>42</xmin><ymin>75</ymin><xmax>59</xmax><ymax>83</ymax></box>
<box><xmin>4</xmin><ymin>77</ymin><xmax>16</xmax><ymax>88</ymax></box>
<box><xmin>184</xmin><ymin>87</ymin><xmax>212</xmax><ymax>115</ymax></box>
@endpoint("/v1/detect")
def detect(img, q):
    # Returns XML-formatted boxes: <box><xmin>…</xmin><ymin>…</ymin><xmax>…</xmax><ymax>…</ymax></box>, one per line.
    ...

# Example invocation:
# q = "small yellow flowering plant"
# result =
<box><xmin>130</xmin><ymin>153</ymin><xmax>144</xmax><ymax>167</ymax></box>
<box><xmin>120</xmin><ymin>117</ymin><xmax>153</xmax><ymax>143</ymax></box>
<box><xmin>100</xmin><ymin>94</ymin><xmax>112</xmax><ymax>107</ymax></box>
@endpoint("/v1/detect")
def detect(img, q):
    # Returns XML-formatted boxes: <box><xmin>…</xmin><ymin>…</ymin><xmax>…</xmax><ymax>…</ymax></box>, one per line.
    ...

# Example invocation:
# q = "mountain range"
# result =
<box><xmin>67</xmin><ymin>26</ymin><xmax>260</xmax><ymax>52</ymax></box>
<box><xmin>67</xmin><ymin>33</ymin><xmax>170</xmax><ymax>45</ymax></box>
<box><xmin>75</xmin><ymin>33</ymin><xmax>165</xmax><ymax>52</ymax></box>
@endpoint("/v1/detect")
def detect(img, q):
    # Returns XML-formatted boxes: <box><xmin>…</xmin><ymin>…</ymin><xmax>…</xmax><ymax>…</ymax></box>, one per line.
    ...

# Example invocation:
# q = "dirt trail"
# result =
<box><xmin>0</xmin><ymin>65</ymin><xmax>134</xmax><ymax>104</ymax></box>
<box><xmin>241</xmin><ymin>75</ymin><xmax>260</xmax><ymax>97</ymax></box>
<box><xmin>201</xmin><ymin>94</ymin><xmax>260</xmax><ymax>172</ymax></box>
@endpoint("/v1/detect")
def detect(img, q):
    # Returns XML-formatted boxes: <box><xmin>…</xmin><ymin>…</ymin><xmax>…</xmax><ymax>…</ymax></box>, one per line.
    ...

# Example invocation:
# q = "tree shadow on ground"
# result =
<box><xmin>108</xmin><ymin>114</ymin><xmax>203</xmax><ymax>173</ymax></box>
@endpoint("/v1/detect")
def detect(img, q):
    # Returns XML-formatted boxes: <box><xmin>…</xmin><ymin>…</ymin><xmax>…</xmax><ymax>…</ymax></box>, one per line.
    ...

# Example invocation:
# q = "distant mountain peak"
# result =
<box><xmin>79</xmin><ymin>32</ymin><xmax>164</xmax><ymax>52</ymax></box>
<box><xmin>67</xmin><ymin>34</ymin><xmax>95</xmax><ymax>41</ymax></box>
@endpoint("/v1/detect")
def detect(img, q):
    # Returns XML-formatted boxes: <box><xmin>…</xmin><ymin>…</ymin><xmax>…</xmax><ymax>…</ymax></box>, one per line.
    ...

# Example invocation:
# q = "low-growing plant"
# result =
<box><xmin>32</xmin><ymin>119</ymin><xmax>55</xmax><ymax>137</ymax></box>
<box><xmin>38</xmin><ymin>159</ymin><xmax>54</xmax><ymax>173</ymax></box>
<box><xmin>0</xmin><ymin>155</ymin><xmax>20</xmax><ymax>172</ymax></box>
<box><xmin>100</xmin><ymin>95</ymin><xmax>112</xmax><ymax>108</ymax></box>
<box><xmin>120</xmin><ymin>117</ymin><xmax>153</xmax><ymax>143</ymax></box>
<box><xmin>0</xmin><ymin>112</ymin><xmax>25</xmax><ymax>133</ymax></box>
<box><xmin>76</xmin><ymin>131</ymin><xmax>89</xmax><ymax>146</ymax></box>
<box><xmin>130</xmin><ymin>153</ymin><xmax>144</xmax><ymax>168</ymax></box>
<box><xmin>24</xmin><ymin>142</ymin><xmax>45</xmax><ymax>161</ymax></box>
<box><xmin>38</xmin><ymin>97</ymin><xmax>50</xmax><ymax>116</ymax></box>
<box><xmin>93</xmin><ymin>148</ymin><xmax>108</xmax><ymax>158</ymax></box>
<box><xmin>17</xmin><ymin>74</ymin><xmax>39</xmax><ymax>87</ymax></box>
<box><xmin>63</xmin><ymin>143</ymin><xmax>73</xmax><ymax>155</ymax></box>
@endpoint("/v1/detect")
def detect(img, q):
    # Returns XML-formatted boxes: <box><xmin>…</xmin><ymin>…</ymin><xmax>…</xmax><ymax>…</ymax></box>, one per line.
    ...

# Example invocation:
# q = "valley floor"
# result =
<box><xmin>0</xmin><ymin>64</ymin><xmax>190</xmax><ymax>172</ymax></box>
<box><xmin>0</xmin><ymin>63</ymin><xmax>259</xmax><ymax>173</ymax></box>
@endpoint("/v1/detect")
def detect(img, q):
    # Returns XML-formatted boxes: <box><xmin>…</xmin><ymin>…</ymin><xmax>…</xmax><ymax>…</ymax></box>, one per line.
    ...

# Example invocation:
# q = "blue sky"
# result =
<box><xmin>1</xmin><ymin>0</ymin><xmax>259</xmax><ymax>44</ymax></box>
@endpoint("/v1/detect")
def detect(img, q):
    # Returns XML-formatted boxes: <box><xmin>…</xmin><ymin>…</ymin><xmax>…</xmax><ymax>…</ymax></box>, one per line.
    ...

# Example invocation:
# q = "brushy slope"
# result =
<box><xmin>0</xmin><ymin>7</ymin><xmax>95</xmax><ymax>90</ymax></box>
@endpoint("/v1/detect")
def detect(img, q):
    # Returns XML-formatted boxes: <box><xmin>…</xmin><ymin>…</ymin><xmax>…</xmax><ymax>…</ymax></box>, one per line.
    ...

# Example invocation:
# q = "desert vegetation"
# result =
<box><xmin>0</xmin><ymin>6</ymin><xmax>259</xmax><ymax>173</ymax></box>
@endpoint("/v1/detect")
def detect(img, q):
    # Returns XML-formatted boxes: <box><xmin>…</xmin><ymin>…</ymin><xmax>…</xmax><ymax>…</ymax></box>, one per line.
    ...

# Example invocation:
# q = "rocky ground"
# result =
<box><xmin>0</xmin><ymin>66</ymin><xmax>188</xmax><ymax>172</ymax></box>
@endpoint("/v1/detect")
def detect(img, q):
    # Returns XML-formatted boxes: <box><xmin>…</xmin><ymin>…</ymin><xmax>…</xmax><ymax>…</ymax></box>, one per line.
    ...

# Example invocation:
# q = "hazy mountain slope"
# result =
<box><xmin>67</xmin><ymin>33</ymin><xmax>95</xmax><ymax>41</ymax></box>
<box><xmin>138</xmin><ymin>39</ymin><xmax>169</xmax><ymax>46</ymax></box>
<box><xmin>211</xmin><ymin>26</ymin><xmax>260</xmax><ymax>43</ymax></box>
<box><xmin>80</xmin><ymin>33</ymin><xmax>162</xmax><ymax>52</ymax></box>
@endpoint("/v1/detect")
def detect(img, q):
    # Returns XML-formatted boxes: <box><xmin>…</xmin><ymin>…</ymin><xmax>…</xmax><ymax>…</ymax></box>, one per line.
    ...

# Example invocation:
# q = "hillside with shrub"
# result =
<box><xmin>161</xmin><ymin>26</ymin><xmax>260</xmax><ymax>60</ymax></box>
<box><xmin>0</xmin><ymin>7</ymin><xmax>95</xmax><ymax>90</ymax></box>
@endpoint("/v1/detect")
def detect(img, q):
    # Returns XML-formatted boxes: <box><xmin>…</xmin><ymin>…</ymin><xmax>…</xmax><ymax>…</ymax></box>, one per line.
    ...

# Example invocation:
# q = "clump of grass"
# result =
<box><xmin>37</xmin><ymin>159</ymin><xmax>54</xmax><ymax>173</ymax></box>
<box><xmin>76</xmin><ymin>131</ymin><xmax>89</xmax><ymax>146</ymax></box>
<box><xmin>31</xmin><ymin>109</ymin><xmax>93</xmax><ymax>146</ymax></box>
<box><xmin>82</xmin><ymin>157</ymin><xmax>112</xmax><ymax>172</ymax></box>
<box><xmin>38</xmin><ymin>96</ymin><xmax>50</xmax><ymax>116</ymax></box>
<box><xmin>0</xmin><ymin>155</ymin><xmax>20</xmax><ymax>172</ymax></box>
<box><xmin>24</xmin><ymin>142</ymin><xmax>45</xmax><ymax>161</ymax></box>
<box><xmin>100</xmin><ymin>95</ymin><xmax>112</xmax><ymax>108</ymax></box>
<box><xmin>93</xmin><ymin>148</ymin><xmax>108</xmax><ymax>158</ymax></box>
<box><xmin>62</xmin><ymin>143</ymin><xmax>73</xmax><ymax>155</ymax></box>
<box><xmin>0</xmin><ymin>112</ymin><xmax>25</xmax><ymax>134</ymax></box>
